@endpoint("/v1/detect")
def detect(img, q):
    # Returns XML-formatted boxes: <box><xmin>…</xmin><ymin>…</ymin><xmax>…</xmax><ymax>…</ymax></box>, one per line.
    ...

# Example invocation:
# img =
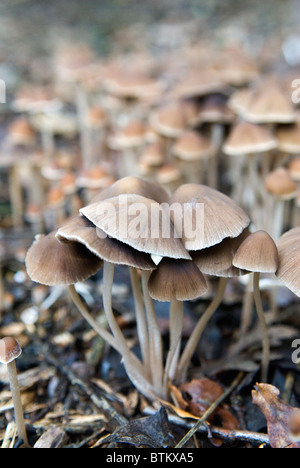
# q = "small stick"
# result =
<box><xmin>175</xmin><ymin>371</ymin><xmax>244</xmax><ymax>448</ymax></box>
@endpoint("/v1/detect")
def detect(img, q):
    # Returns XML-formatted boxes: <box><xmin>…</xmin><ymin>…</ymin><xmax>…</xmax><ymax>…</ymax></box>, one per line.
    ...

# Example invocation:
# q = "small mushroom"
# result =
<box><xmin>233</xmin><ymin>230</ymin><xmax>279</xmax><ymax>381</ymax></box>
<box><xmin>148</xmin><ymin>257</ymin><xmax>207</xmax><ymax>393</ymax></box>
<box><xmin>0</xmin><ymin>337</ymin><xmax>30</xmax><ymax>447</ymax></box>
<box><xmin>276</xmin><ymin>226</ymin><xmax>300</xmax><ymax>298</ymax></box>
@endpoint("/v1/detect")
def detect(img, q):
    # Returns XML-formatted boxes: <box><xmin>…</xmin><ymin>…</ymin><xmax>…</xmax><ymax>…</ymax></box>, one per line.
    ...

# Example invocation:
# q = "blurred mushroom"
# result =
<box><xmin>172</xmin><ymin>129</ymin><xmax>215</xmax><ymax>184</ymax></box>
<box><xmin>0</xmin><ymin>337</ymin><xmax>29</xmax><ymax>447</ymax></box>
<box><xmin>264</xmin><ymin>167</ymin><xmax>298</xmax><ymax>239</ymax></box>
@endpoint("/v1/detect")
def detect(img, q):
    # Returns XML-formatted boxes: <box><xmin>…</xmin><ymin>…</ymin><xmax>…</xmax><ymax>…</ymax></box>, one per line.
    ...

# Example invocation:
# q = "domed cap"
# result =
<box><xmin>25</xmin><ymin>231</ymin><xmax>103</xmax><ymax>286</ymax></box>
<box><xmin>56</xmin><ymin>215</ymin><xmax>156</xmax><ymax>270</ymax></box>
<box><xmin>90</xmin><ymin>176</ymin><xmax>170</xmax><ymax>204</ymax></box>
<box><xmin>276</xmin><ymin>227</ymin><xmax>300</xmax><ymax>297</ymax></box>
<box><xmin>148</xmin><ymin>258</ymin><xmax>207</xmax><ymax>302</ymax></box>
<box><xmin>168</xmin><ymin>183</ymin><xmax>250</xmax><ymax>251</ymax></box>
<box><xmin>223</xmin><ymin>121</ymin><xmax>277</xmax><ymax>156</ymax></box>
<box><xmin>192</xmin><ymin>228</ymin><xmax>251</xmax><ymax>277</ymax></box>
<box><xmin>80</xmin><ymin>194</ymin><xmax>191</xmax><ymax>260</ymax></box>
<box><xmin>264</xmin><ymin>168</ymin><xmax>298</xmax><ymax>200</ymax></box>
<box><xmin>233</xmin><ymin>230</ymin><xmax>279</xmax><ymax>274</ymax></box>
<box><xmin>172</xmin><ymin>130</ymin><xmax>214</xmax><ymax>162</ymax></box>
<box><xmin>0</xmin><ymin>337</ymin><xmax>22</xmax><ymax>364</ymax></box>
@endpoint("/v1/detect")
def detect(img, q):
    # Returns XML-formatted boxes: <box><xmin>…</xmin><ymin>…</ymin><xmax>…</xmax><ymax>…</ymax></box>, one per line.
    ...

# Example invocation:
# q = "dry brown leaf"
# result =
<box><xmin>252</xmin><ymin>383</ymin><xmax>300</xmax><ymax>448</ymax></box>
<box><xmin>160</xmin><ymin>378</ymin><xmax>239</xmax><ymax>446</ymax></box>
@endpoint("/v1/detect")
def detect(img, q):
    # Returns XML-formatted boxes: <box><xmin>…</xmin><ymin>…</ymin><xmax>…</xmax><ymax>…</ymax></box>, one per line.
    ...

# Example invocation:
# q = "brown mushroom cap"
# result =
<box><xmin>148</xmin><ymin>258</ymin><xmax>207</xmax><ymax>302</ymax></box>
<box><xmin>223</xmin><ymin>121</ymin><xmax>277</xmax><ymax>156</ymax></box>
<box><xmin>232</xmin><ymin>230</ymin><xmax>279</xmax><ymax>274</ymax></box>
<box><xmin>277</xmin><ymin>123</ymin><xmax>300</xmax><ymax>154</ymax></box>
<box><xmin>149</xmin><ymin>104</ymin><xmax>187</xmax><ymax>138</ymax></box>
<box><xmin>168</xmin><ymin>183</ymin><xmax>250</xmax><ymax>251</ymax></box>
<box><xmin>0</xmin><ymin>337</ymin><xmax>22</xmax><ymax>364</ymax></box>
<box><xmin>25</xmin><ymin>231</ymin><xmax>103</xmax><ymax>286</ymax></box>
<box><xmin>229</xmin><ymin>83</ymin><xmax>296</xmax><ymax>124</ymax></box>
<box><xmin>90</xmin><ymin>176</ymin><xmax>170</xmax><ymax>204</ymax></box>
<box><xmin>80</xmin><ymin>194</ymin><xmax>191</xmax><ymax>260</ymax></box>
<box><xmin>172</xmin><ymin>130</ymin><xmax>214</xmax><ymax>162</ymax></box>
<box><xmin>56</xmin><ymin>215</ymin><xmax>156</xmax><ymax>270</ymax></box>
<box><xmin>264</xmin><ymin>167</ymin><xmax>298</xmax><ymax>200</ymax></box>
<box><xmin>276</xmin><ymin>227</ymin><xmax>300</xmax><ymax>297</ymax></box>
<box><xmin>192</xmin><ymin>228</ymin><xmax>251</xmax><ymax>277</ymax></box>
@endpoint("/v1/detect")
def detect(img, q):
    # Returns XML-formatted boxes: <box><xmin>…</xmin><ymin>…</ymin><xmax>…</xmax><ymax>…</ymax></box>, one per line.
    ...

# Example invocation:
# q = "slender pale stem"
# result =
<box><xmin>6</xmin><ymin>360</ymin><xmax>30</xmax><ymax>448</ymax></box>
<box><xmin>67</xmin><ymin>284</ymin><xmax>119</xmax><ymax>352</ymax></box>
<box><xmin>129</xmin><ymin>267</ymin><xmax>150</xmax><ymax>376</ymax></box>
<box><xmin>253</xmin><ymin>272</ymin><xmax>270</xmax><ymax>382</ymax></box>
<box><xmin>141</xmin><ymin>270</ymin><xmax>164</xmax><ymax>397</ymax></box>
<box><xmin>102</xmin><ymin>262</ymin><xmax>155</xmax><ymax>400</ymax></box>
<box><xmin>177</xmin><ymin>277</ymin><xmax>228</xmax><ymax>383</ymax></box>
<box><xmin>163</xmin><ymin>300</ymin><xmax>184</xmax><ymax>393</ymax></box>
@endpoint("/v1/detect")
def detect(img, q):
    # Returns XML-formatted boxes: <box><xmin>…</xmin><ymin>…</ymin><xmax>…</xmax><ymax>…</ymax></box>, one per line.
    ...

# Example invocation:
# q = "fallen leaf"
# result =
<box><xmin>105</xmin><ymin>407</ymin><xmax>175</xmax><ymax>448</ymax></box>
<box><xmin>252</xmin><ymin>383</ymin><xmax>300</xmax><ymax>448</ymax></box>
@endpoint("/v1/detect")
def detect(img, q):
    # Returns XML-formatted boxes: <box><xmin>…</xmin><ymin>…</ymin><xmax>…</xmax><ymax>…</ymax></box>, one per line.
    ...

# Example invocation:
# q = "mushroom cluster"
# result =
<box><xmin>24</xmin><ymin>175</ymin><xmax>283</xmax><ymax>400</ymax></box>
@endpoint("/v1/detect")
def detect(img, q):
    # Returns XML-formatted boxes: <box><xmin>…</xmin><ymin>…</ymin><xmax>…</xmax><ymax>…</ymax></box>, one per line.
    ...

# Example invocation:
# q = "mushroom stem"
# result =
<box><xmin>102</xmin><ymin>261</ymin><xmax>155</xmax><ymax>399</ymax></box>
<box><xmin>253</xmin><ymin>271</ymin><xmax>270</xmax><ymax>382</ymax></box>
<box><xmin>163</xmin><ymin>299</ymin><xmax>184</xmax><ymax>394</ymax></box>
<box><xmin>6</xmin><ymin>360</ymin><xmax>30</xmax><ymax>448</ymax></box>
<box><xmin>176</xmin><ymin>277</ymin><xmax>228</xmax><ymax>383</ymax></box>
<box><xmin>141</xmin><ymin>270</ymin><xmax>164</xmax><ymax>397</ymax></box>
<box><xmin>67</xmin><ymin>284</ymin><xmax>120</xmax><ymax>352</ymax></box>
<box><xmin>129</xmin><ymin>267</ymin><xmax>150</xmax><ymax>376</ymax></box>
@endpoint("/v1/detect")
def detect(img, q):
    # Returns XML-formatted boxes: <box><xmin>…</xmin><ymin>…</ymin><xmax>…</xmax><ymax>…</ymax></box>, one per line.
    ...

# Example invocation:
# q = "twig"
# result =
<box><xmin>175</xmin><ymin>371</ymin><xmax>244</xmax><ymax>448</ymax></box>
<box><xmin>143</xmin><ymin>406</ymin><xmax>270</xmax><ymax>447</ymax></box>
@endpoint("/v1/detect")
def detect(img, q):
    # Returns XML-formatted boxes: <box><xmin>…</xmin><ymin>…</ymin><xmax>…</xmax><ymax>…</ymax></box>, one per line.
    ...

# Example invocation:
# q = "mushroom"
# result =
<box><xmin>56</xmin><ymin>214</ymin><xmax>156</xmax><ymax>383</ymax></box>
<box><xmin>80</xmin><ymin>191</ymin><xmax>191</xmax><ymax>397</ymax></box>
<box><xmin>176</xmin><ymin>229</ymin><xmax>250</xmax><ymax>381</ymax></box>
<box><xmin>25</xmin><ymin>229</ymin><xmax>156</xmax><ymax>400</ymax></box>
<box><xmin>275</xmin><ymin>226</ymin><xmax>300</xmax><ymax>298</ymax></box>
<box><xmin>108</xmin><ymin>120</ymin><xmax>147</xmax><ymax>178</ymax></box>
<box><xmin>232</xmin><ymin>230</ymin><xmax>279</xmax><ymax>381</ymax></box>
<box><xmin>222</xmin><ymin>121</ymin><xmax>278</xmax><ymax>220</ymax></box>
<box><xmin>264</xmin><ymin>167</ymin><xmax>298</xmax><ymax>239</ymax></box>
<box><xmin>166</xmin><ymin>183</ymin><xmax>251</xmax><ymax>380</ymax></box>
<box><xmin>0</xmin><ymin>337</ymin><xmax>30</xmax><ymax>447</ymax></box>
<box><xmin>172</xmin><ymin>129</ymin><xmax>215</xmax><ymax>184</ymax></box>
<box><xmin>89</xmin><ymin>175</ymin><xmax>170</xmax><ymax>205</ymax></box>
<box><xmin>148</xmin><ymin>257</ymin><xmax>207</xmax><ymax>394</ymax></box>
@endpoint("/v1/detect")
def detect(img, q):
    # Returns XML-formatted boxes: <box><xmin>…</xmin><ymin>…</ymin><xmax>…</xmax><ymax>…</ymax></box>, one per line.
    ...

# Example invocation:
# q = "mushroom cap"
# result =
<box><xmin>25</xmin><ymin>231</ymin><xmax>103</xmax><ymax>286</ymax></box>
<box><xmin>111</xmin><ymin>120</ymin><xmax>147</xmax><ymax>149</ymax></box>
<box><xmin>56</xmin><ymin>215</ymin><xmax>156</xmax><ymax>270</ymax></box>
<box><xmin>233</xmin><ymin>230</ymin><xmax>279</xmax><ymax>274</ymax></box>
<box><xmin>222</xmin><ymin>121</ymin><xmax>277</xmax><ymax>156</ymax></box>
<box><xmin>80</xmin><ymin>194</ymin><xmax>191</xmax><ymax>260</ymax></box>
<box><xmin>289</xmin><ymin>157</ymin><xmax>300</xmax><ymax>181</ymax></box>
<box><xmin>229</xmin><ymin>83</ymin><xmax>296</xmax><ymax>124</ymax></box>
<box><xmin>0</xmin><ymin>337</ymin><xmax>22</xmax><ymax>364</ymax></box>
<box><xmin>276</xmin><ymin>227</ymin><xmax>300</xmax><ymax>297</ymax></box>
<box><xmin>149</xmin><ymin>104</ymin><xmax>187</xmax><ymax>138</ymax></box>
<box><xmin>90</xmin><ymin>176</ymin><xmax>170</xmax><ymax>204</ymax></box>
<box><xmin>277</xmin><ymin>123</ymin><xmax>300</xmax><ymax>154</ymax></box>
<box><xmin>192</xmin><ymin>228</ymin><xmax>251</xmax><ymax>277</ymax></box>
<box><xmin>264</xmin><ymin>167</ymin><xmax>298</xmax><ymax>200</ymax></box>
<box><xmin>148</xmin><ymin>258</ymin><xmax>207</xmax><ymax>302</ymax></box>
<box><xmin>168</xmin><ymin>183</ymin><xmax>250</xmax><ymax>251</ymax></box>
<box><xmin>172</xmin><ymin>130</ymin><xmax>214</xmax><ymax>162</ymax></box>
